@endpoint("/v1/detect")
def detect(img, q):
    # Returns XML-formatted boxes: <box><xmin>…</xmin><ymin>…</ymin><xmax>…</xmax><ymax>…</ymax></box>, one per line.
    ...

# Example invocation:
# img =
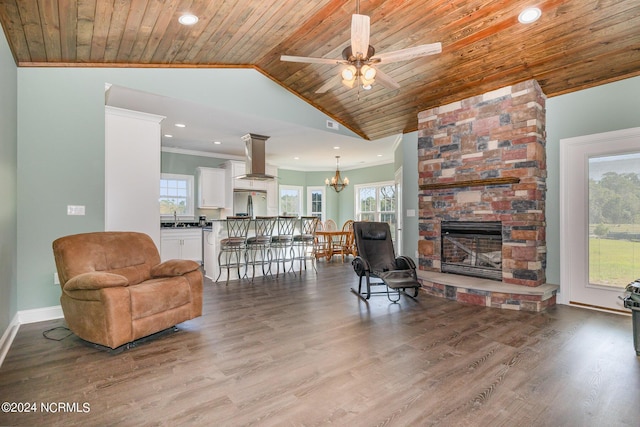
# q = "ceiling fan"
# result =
<box><xmin>280</xmin><ymin>1</ymin><xmax>442</xmax><ymax>93</ymax></box>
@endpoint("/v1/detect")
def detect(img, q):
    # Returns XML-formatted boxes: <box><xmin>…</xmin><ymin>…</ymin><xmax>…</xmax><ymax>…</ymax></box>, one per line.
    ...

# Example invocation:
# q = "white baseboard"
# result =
<box><xmin>0</xmin><ymin>305</ymin><xmax>63</xmax><ymax>368</ymax></box>
<box><xmin>18</xmin><ymin>305</ymin><xmax>63</xmax><ymax>324</ymax></box>
<box><xmin>0</xmin><ymin>313</ymin><xmax>20</xmax><ymax>369</ymax></box>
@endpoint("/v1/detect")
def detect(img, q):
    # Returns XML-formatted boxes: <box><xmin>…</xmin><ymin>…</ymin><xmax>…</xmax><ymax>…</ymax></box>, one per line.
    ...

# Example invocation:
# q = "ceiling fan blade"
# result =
<box><xmin>351</xmin><ymin>14</ymin><xmax>370</xmax><ymax>59</ymax></box>
<box><xmin>280</xmin><ymin>55</ymin><xmax>343</xmax><ymax>65</ymax></box>
<box><xmin>374</xmin><ymin>68</ymin><xmax>400</xmax><ymax>90</ymax></box>
<box><xmin>372</xmin><ymin>43</ymin><xmax>442</xmax><ymax>63</ymax></box>
<box><xmin>315</xmin><ymin>75</ymin><xmax>342</xmax><ymax>93</ymax></box>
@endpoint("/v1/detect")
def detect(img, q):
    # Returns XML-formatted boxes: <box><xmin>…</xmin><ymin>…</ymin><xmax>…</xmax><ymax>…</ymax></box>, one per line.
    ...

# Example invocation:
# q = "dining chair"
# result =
<box><xmin>323</xmin><ymin>219</ymin><xmax>338</xmax><ymax>231</ymax></box>
<box><xmin>332</xmin><ymin>219</ymin><xmax>356</xmax><ymax>262</ymax></box>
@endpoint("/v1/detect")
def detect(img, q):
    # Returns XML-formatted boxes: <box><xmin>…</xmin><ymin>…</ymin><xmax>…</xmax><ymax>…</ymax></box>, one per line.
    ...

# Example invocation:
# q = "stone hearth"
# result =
<box><xmin>418</xmin><ymin>271</ymin><xmax>558</xmax><ymax>312</ymax></box>
<box><xmin>416</xmin><ymin>80</ymin><xmax>556</xmax><ymax>312</ymax></box>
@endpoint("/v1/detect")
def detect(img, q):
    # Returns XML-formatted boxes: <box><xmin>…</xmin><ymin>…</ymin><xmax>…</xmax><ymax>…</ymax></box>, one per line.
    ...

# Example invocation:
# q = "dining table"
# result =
<box><xmin>315</xmin><ymin>230</ymin><xmax>352</xmax><ymax>261</ymax></box>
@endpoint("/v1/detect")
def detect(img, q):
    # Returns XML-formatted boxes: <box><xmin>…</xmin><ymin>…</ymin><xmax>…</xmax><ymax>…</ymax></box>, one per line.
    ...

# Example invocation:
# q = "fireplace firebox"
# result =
<box><xmin>441</xmin><ymin>221</ymin><xmax>502</xmax><ymax>281</ymax></box>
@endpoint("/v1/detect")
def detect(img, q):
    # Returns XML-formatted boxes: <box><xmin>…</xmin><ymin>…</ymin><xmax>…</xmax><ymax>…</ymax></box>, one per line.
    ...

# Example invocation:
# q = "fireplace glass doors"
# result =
<box><xmin>441</xmin><ymin>221</ymin><xmax>502</xmax><ymax>280</ymax></box>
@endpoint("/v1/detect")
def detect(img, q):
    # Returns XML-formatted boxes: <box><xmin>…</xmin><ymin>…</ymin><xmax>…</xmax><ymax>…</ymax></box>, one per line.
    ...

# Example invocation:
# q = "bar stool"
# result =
<box><xmin>244</xmin><ymin>216</ymin><xmax>276</xmax><ymax>281</ymax></box>
<box><xmin>216</xmin><ymin>216</ymin><xmax>251</xmax><ymax>284</ymax></box>
<box><xmin>293</xmin><ymin>216</ymin><xmax>319</xmax><ymax>273</ymax></box>
<box><xmin>270</xmin><ymin>215</ymin><xmax>297</xmax><ymax>277</ymax></box>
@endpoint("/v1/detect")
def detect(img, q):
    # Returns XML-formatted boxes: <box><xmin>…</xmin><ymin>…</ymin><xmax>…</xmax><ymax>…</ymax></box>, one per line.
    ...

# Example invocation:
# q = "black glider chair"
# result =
<box><xmin>351</xmin><ymin>221</ymin><xmax>421</xmax><ymax>302</ymax></box>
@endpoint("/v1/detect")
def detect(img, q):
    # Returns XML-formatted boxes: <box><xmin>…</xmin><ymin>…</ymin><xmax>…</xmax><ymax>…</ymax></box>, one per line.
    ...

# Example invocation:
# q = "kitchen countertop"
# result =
<box><xmin>161</xmin><ymin>218</ymin><xmax>260</xmax><ymax>230</ymax></box>
<box><xmin>160</xmin><ymin>221</ymin><xmax>210</xmax><ymax>229</ymax></box>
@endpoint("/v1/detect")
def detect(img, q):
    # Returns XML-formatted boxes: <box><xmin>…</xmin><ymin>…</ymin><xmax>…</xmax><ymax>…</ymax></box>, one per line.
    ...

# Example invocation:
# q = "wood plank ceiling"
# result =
<box><xmin>1</xmin><ymin>0</ymin><xmax>639</xmax><ymax>140</ymax></box>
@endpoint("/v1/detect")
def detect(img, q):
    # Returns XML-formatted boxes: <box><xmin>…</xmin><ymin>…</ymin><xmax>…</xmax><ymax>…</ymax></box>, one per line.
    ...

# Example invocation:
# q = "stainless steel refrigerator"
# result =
<box><xmin>233</xmin><ymin>190</ymin><xmax>267</xmax><ymax>217</ymax></box>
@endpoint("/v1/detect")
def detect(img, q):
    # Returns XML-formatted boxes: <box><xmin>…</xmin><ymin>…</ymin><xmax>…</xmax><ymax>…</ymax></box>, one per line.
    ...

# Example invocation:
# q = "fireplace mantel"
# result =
<box><xmin>419</xmin><ymin>177</ymin><xmax>520</xmax><ymax>191</ymax></box>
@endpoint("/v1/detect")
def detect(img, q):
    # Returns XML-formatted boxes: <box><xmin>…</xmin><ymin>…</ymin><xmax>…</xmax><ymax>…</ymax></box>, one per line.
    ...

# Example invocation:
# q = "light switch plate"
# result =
<box><xmin>406</xmin><ymin>209</ymin><xmax>416</xmax><ymax>217</ymax></box>
<box><xmin>67</xmin><ymin>205</ymin><xmax>85</xmax><ymax>215</ymax></box>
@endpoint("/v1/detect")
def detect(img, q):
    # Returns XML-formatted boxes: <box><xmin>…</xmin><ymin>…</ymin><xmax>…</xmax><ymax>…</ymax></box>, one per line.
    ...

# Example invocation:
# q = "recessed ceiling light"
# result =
<box><xmin>174</xmin><ymin>123</ymin><xmax>186</xmax><ymax>128</ymax></box>
<box><xmin>213</xmin><ymin>141</ymin><xmax>221</xmax><ymax>145</ymax></box>
<box><xmin>333</xmin><ymin>146</ymin><xmax>340</xmax><ymax>150</ymax></box>
<box><xmin>518</xmin><ymin>7</ymin><xmax>541</xmax><ymax>24</ymax></box>
<box><xmin>377</xmin><ymin>154</ymin><xmax>383</xmax><ymax>157</ymax></box>
<box><xmin>294</xmin><ymin>156</ymin><xmax>300</xmax><ymax>160</ymax></box>
<box><xmin>178</xmin><ymin>14</ymin><xmax>198</xmax><ymax>26</ymax></box>
<box><xmin>164</xmin><ymin>134</ymin><xmax>173</xmax><ymax>138</ymax></box>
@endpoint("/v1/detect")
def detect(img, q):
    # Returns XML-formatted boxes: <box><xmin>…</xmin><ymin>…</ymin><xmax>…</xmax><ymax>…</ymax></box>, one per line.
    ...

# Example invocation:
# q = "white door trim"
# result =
<box><xmin>560</xmin><ymin>126</ymin><xmax>640</xmax><ymax>309</ymax></box>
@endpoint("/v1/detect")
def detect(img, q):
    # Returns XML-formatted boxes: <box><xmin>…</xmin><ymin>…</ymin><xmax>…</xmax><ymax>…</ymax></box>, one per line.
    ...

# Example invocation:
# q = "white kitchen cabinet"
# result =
<box><xmin>160</xmin><ymin>229</ymin><xmax>202</xmax><ymax>263</ymax></box>
<box><xmin>227</xmin><ymin>160</ymin><xmax>269</xmax><ymax>190</ymax></box>
<box><xmin>227</xmin><ymin>160</ymin><xmax>248</xmax><ymax>189</ymax></box>
<box><xmin>197</xmin><ymin>167</ymin><xmax>225</xmax><ymax>208</ymax></box>
<box><xmin>223</xmin><ymin>161</ymin><xmax>278</xmax><ymax>217</ymax></box>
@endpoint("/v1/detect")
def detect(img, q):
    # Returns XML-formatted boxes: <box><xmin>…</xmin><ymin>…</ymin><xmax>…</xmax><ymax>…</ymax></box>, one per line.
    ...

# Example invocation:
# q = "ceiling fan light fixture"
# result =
<box><xmin>279</xmin><ymin>0</ymin><xmax>441</xmax><ymax>95</ymax></box>
<box><xmin>361</xmin><ymin>65</ymin><xmax>376</xmax><ymax>81</ymax></box>
<box><xmin>360</xmin><ymin>76</ymin><xmax>375</xmax><ymax>87</ymax></box>
<box><xmin>342</xmin><ymin>65</ymin><xmax>357</xmax><ymax>81</ymax></box>
<box><xmin>342</xmin><ymin>78</ymin><xmax>356</xmax><ymax>89</ymax></box>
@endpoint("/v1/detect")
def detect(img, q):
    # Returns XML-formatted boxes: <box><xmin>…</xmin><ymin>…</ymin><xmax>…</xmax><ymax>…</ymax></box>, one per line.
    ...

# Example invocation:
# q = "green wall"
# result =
<box><xmin>0</xmin><ymin>27</ymin><xmax>17</xmax><ymax>332</ymax></box>
<box><xmin>15</xmin><ymin>67</ymin><xmax>356</xmax><ymax>311</ymax></box>
<box><xmin>546</xmin><ymin>75</ymin><xmax>640</xmax><ymax>288</ymax></box>
<box><xmin>12</xmin><ymin>59</ymin><xmax>640</xmax><ymax>313</ymax></box>
<box><xmin>396</xmin><ymin>132</ymin><xmax>419</xmax><ymax>259</ymax></box>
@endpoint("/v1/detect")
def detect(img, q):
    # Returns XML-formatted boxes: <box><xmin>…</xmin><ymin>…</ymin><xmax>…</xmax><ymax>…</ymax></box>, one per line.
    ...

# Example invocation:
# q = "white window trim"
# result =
<box><xmin>279</xmin><ymin>185</ymin><xmax>303</xmax><ymax>216</ymax></box>
<box><xmin>307</xmin><ymin>186</ymin><xmax>326</xmax><ymax>221</ymax></box>
<box><xmin>160</xmin><ymin>173</ymin><xmax>195</xmax><ymax>220</ymax></box>
<box><xmin>354</xmin><ymin>180</ymin><xmax>395</xmax><ymax>221</ymax></box>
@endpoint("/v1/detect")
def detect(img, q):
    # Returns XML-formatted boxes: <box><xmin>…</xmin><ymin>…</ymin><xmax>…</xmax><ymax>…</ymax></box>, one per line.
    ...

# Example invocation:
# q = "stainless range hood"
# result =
<box><xmin>238</xmin><ymin>133</ymin><xmax>275</xmax><ymax>181</ymax></box>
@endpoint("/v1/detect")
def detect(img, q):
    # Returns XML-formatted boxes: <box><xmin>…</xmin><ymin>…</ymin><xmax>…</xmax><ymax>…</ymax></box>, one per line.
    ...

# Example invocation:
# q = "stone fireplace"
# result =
<box><xmin>416</xmin><ymin>80</ymin><xmax>557</xmax><ymax>312</ymax></box>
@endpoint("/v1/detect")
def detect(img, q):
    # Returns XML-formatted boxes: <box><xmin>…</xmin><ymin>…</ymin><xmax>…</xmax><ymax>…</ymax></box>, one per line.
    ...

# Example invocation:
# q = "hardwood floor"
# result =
<box><xmin>1</xmin><ymin>261</ymin><xmax>639</xmax><ymax>426</ymax></box>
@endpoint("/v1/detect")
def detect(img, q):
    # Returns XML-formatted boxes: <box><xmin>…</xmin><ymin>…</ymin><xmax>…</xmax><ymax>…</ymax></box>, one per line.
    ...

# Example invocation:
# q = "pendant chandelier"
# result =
<box><xmin>325</xmin><ymin>156</ymin><xmax>349</xmax><ymax>193</ymax></box>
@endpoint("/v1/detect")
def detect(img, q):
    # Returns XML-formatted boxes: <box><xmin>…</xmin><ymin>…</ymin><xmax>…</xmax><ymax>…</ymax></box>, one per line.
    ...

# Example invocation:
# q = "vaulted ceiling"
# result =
<box><xmin>1</xmin><ymin>0</ymin><xmax>639</xmax><ymax>141</ymax></box>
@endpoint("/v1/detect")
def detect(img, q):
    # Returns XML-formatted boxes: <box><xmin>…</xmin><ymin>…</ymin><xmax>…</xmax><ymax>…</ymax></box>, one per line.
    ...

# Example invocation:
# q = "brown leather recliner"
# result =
<box><xmin>52</xmin><ymin>231</ymin><xmax>203</xmax><ymax>349</ymax></box>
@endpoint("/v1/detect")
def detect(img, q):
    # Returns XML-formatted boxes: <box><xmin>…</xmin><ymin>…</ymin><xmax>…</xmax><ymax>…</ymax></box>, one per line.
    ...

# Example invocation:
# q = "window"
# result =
<box><xmin>589</xmin><ymin>153</ymin><xmax>640</xmax><ymax>289</ymax></box>
<box><xmin>279</xmin><ymin>185</ymin><xmax>303</xmax><ymax>216</ymax></box>
<box><xmin>307</xmin><ymin>186</ymin><xmax>325</xmax><ymax>221</ymax></box>
<box><xmin>355</xmin><ymin>181</ymin><xmax>397</xmax><ymax>239</ymax></box>
<box><xmin>160</xmin><ymin>173</ymin><xmax>194</xmax><ymax>218</ymax></box>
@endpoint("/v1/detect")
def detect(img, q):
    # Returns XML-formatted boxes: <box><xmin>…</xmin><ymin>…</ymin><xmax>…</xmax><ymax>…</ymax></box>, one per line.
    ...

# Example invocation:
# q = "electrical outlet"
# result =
<box><xmin>53</xmin><ymin>273</ymin><xmax>60</xmax><ymax>285</ymax></box>
<box><xmin>67</xmin><ymin>205</ymin><xmax>85</xmax><ymax>216</ymax></box>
